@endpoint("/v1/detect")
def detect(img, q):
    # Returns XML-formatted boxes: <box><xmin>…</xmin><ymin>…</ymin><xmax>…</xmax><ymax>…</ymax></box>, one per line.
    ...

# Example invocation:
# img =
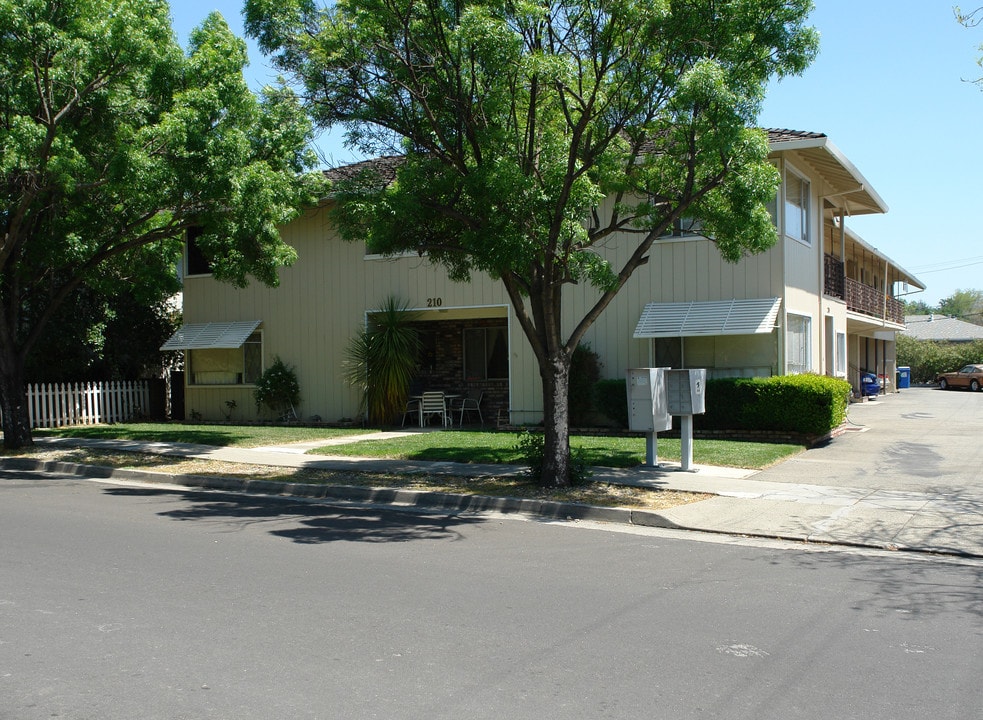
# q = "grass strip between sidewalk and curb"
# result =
<box><xmin>5</xmin><ymin>447</ymin><xmax>711</xmax><ymax>513</ymax></box>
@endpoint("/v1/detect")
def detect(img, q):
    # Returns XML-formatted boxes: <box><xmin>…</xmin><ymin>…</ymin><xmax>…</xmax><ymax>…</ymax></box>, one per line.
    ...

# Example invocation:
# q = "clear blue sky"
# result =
<box><xmin>169</xmin><ymin>0</ymin><xmax>983</xmax><ymax>306</ymax></box>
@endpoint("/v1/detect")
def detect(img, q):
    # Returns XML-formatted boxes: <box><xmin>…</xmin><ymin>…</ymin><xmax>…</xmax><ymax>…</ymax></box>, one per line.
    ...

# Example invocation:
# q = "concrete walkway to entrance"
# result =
<box><xmin>11</xmin><ymin>385</ymin><xmax>983</xmax><ymax>558</ymax></box>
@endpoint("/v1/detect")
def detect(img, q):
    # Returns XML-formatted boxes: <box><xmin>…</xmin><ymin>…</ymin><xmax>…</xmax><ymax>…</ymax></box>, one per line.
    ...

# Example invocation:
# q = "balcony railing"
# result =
<box><xmin>844</xmin><ymin>278</ymin><xmax>904</xmax><ymax>324</ymax></box>
<box><xmin>824</xmin><ymin>254</ymin><xmax>845</xmax><ymax>300</ymax></box>
<box><xmin>824</xmin><ymin>255</ymin><xmax>904</xmax><ymax>325</ymax></box>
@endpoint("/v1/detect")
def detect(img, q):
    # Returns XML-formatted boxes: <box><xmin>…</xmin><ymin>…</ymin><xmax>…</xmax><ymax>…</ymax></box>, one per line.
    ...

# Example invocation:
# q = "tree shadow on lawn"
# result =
<box><xmin>391</xmin><ymin>441</ymin><xmax>643</xmax><ymax>468</ymax></box>
<box><xmin>39</xmin><ymin>425</ymin><xmax>244</xmax><ymax>447</ymax></box>
<box><xmin>103</xmin><ymin>486</ymin><xmax>486</xmax><ymax>545</ymax></box>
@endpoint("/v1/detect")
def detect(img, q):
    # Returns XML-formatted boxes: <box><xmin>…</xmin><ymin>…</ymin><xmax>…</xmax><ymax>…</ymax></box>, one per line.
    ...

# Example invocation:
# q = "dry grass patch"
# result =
<box><xmin>15</xmin><ymin>448</ymin><xmax>711</xmax><ymax>512</ymax></box>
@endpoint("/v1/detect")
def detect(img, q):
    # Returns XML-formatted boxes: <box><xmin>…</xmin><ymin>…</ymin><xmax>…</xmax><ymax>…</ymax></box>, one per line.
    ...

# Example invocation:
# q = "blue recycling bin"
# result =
<box><xmin>897</xmin><ymin>366</ymin><xmax>910</xmax><ymax>389</ymax></box>
<box><xmin>861</xmin><ymin>373</ymin><xmax>881</xmax><ymax>397</ymax></box>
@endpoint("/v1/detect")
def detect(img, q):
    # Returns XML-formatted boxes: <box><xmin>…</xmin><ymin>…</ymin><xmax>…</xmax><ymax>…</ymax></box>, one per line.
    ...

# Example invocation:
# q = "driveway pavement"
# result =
<box><xmin>752</xmin><ymin>385</ymin><xmax>983</xmax><ymax>494</ymax></box>
<box><xmin>8</xmin><ymin>385</ymin><xmax>983</xmax><ymax>557</ymax></box>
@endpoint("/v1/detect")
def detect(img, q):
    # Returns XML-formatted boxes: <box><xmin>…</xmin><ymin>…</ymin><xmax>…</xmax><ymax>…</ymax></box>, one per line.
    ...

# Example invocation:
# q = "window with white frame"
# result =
<box><xmin>188</xmin><ymin>332</ymin><xmax>263</xmax><ymax>385</ymax></box>
<box><xmin>786</xmin><ymin>314</ymin><xmax>812</xmax><ymax>375</ymax></box>
<box><xmin>784</xmin><ymin>169</ymin><xmax>810</xmax><ymax>244</ymax></box>
<box><xmin>659</xmin><ymin>214</ymin><xmax>704</xmax><ymax>238</ymax></box>
<box><xmin>766</xmin><ymin>162</ymin><xmax>779</xmax><ymax>226</ymax></box>
<box><xmin>835</xmin><ymin>332</ymin><xmax>846</xmax><ymax>376</ymax></box>
<box><xmin>463</xmin><ymin>327</ymin><xmax>508</xmax><ymax>380</ymax></box>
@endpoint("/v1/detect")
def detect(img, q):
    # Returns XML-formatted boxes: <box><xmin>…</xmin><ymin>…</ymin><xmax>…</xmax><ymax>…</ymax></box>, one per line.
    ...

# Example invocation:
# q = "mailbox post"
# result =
<box><xmin>626</xmin><ymin>368</ymin><xmax>672</xmax><ymax>466</ymax></box>
<box><xmin>666</xmin><ymin>369</ymin><xmax>706</xmax><ymax>471</ymax></box>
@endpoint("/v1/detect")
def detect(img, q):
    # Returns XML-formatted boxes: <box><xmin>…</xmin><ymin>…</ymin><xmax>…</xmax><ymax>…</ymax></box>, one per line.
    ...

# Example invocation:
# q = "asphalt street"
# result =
<box><xmin>2</xmin><ymin>470</ymin><xmax>982</xmax><ymax>720</ymax></box>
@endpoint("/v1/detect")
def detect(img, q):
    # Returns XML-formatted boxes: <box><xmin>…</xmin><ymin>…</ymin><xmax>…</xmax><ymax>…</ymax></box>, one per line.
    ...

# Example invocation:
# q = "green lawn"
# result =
<box><xmin>35</xmin><ymin>423</ymin><xmax>369</xmax><ymax>448</ymax></box>
<box><xmin>312</xmin><ymin>430</ymin><xmax>804</xmax><ymax>469</ymax></box>
<box><xmin>33</xmin><ymin>423</ymin><xmax>805</xmax><ymax>470</ymax></box>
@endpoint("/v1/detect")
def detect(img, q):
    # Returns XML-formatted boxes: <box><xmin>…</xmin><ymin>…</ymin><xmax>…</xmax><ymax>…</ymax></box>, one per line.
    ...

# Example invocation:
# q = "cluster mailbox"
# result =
<box><xmin>666</xmin><ymin>369</ymin><xmax>706</xmax><ymax>416</ymax></box>
<box><xmin>627</xmin><ymin>367</ymin><xmax>707</xmax><ymax>470</ymax></box>
<box><xmin>627</xmin><ymin>368</ymin><xmax>672</xmax><ymax>433</ymax></box>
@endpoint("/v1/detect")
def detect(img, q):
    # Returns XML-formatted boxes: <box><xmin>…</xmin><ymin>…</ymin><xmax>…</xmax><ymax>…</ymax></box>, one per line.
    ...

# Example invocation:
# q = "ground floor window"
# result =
<box><xmin>786</xmin><ymin>314</ymin><xmax>811</xmax><ymax>374</ymax></box>
<box><xmin>189</xmin><ymin>332</ymin><xmax>262</xmax><ymax>385</ymax></box>
<box><xmin>463</xmin><ymin>327</ymin><xmax>508</xmax><ymax>380</ymax></box>
<box><xmin>835</xmin><ymin>332</ymin><xmax>847</xmax><ymax>376</ymax></box>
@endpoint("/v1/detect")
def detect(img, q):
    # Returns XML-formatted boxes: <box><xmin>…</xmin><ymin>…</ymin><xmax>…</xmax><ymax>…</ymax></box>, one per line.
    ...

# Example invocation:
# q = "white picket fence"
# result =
<box><xmin>19</xmin><ymin>381</ymin><xmax>151</xmax><ymax>429</ymax></box>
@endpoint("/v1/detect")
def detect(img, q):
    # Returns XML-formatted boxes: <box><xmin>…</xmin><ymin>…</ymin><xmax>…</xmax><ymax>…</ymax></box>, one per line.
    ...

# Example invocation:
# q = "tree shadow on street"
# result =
<box><xmin>756</xmin><ymin>545</ymin><xmax>983</xmax><ymax>621</ymax></box>
<box><xmin>103</xmin><ymin>486</ymin><xmax>486</xmax><ymax>545</ymax></box>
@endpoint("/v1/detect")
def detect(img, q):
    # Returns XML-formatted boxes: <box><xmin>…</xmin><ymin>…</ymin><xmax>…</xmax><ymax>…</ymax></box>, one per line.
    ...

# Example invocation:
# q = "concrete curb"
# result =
<box><xmin>11</xmin><ymin>456</ymin><xmax>978</xmax><ymax>558</ymax></box>
<box><xmin>1</xmin><ymin>457</ymin><xmax>683</xmax><ymax>530</ymax></box>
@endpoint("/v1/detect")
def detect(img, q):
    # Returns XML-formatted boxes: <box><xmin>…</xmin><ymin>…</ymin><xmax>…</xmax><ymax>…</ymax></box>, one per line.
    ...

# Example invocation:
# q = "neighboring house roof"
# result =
<box><xmin>902</xmin><ymin>315</ymin><xmax>983</xmax><ymax>343</ymax></box>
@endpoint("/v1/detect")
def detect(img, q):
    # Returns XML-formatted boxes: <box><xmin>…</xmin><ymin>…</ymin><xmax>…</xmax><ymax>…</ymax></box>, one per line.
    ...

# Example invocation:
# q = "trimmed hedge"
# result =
<box><xmin>695</xmin><ymin>375</ymin><xmax>850</xmax><ymax>436</ymax></box>
<box><xmin>594</xmin><ymin>374</ymin><xmax>850</xmax><ymax>436</ymax></box>
<box><xmin>594</xmin><ymin>378</ymin><xmax>629</xmax><ymax>428</ymax></box>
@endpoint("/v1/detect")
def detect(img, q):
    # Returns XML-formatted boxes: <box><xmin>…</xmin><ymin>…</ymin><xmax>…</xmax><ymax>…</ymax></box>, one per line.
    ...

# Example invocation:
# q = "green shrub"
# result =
<box><xmin>569</xmin><ymin>343</ymin><xmax>602</xmax><ymax>426</ymax></box>
<box><xmin>254</xmin><ymin>356</ymin><xmax>301</xmax><ymax>418</ymax></box>
<box><xmin>594</xmin><ymin>373</ymin><xmax>849</xmax><ymax>436</ymax></box>
<box><xmin>514</xmin><ymin>430</ymin><xmax>592</xmax><ymax>486</ymax></box>
<box><xmin>696</xmin><ymin>374</ymin><xmax>850</xmax><ymax>435</ymax></box>
<box><xmin>594</xmin><ymin>378</ymin><xmax>629</xmax><ymax>429</ymax></box>
<box><xmin>343</xmin><ymin>296</ymin><xmax>421</xmax><ymax>425</ymax></box>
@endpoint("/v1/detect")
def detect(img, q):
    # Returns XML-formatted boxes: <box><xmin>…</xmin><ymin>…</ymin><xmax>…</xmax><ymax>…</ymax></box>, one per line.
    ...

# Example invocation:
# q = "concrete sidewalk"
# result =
<box><xmin>20</xmin><ymin>412</ymin><xmax>983</xmax><ymax>558</ymax></box>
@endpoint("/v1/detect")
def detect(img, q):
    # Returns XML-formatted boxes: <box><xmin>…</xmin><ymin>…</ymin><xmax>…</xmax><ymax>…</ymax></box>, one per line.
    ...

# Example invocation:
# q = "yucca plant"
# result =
<box><xmin>344</xmin><ymin>296</ymin><xmax>422</xmax><ymax>424</ymax></box>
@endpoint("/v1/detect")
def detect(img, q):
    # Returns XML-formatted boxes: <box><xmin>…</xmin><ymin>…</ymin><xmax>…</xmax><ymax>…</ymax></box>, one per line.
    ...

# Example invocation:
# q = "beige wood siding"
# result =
<box><xmin>181</xmin><ymin>142</ymin><xmax>895</xmax><ymax>420</ymax></box>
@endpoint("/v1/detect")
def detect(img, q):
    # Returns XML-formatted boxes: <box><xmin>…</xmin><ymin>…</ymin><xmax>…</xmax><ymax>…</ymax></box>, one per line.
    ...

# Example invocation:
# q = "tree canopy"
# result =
<box><xmin>245</xmin><ymin>0</ymin><xmax>818</xmax><ymax>485</ymax></box>
<box><xmin>939</xmin><ymin>289</ymin><xmax>983</xmax><ymax>324</ymax></box>
<box><xmin>0</xmin><ymin>0</ymin><xmax>325</xmax><ymax>447</ymax></box>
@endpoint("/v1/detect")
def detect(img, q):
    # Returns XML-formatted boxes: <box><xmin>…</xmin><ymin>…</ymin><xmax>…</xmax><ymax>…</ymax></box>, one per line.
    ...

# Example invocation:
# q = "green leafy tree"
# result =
<box><xmin>938</xmin><ymin>289</ymin><xmax>983</xmax><ymax>324</ymax></box>
<box><xmin>24</xmin><ymin>285</ymin><xmax>179</xmax><ymax>382</ymax></box>
<box><xmin>245</xmin><ymin>0</ymin><xmax>818</xmax><ymax>486</ymax></box>
<box><xmin>0</xmin><ymin>1</ymin><xmax>325</xmax><ymax>448</ymax></box>
<box><xmin>902</xmin><ymin>299</ymin><xmax>936</xmax><ymax>316</ymax></box>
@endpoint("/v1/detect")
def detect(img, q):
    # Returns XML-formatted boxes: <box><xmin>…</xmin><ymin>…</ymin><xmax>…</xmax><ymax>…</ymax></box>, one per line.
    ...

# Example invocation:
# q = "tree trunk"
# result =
<box><xmin>0</xmin><ymin>344</ymin><xmax>33</xmax><ymax>449</ymax></box>
<box><xmin>540</xmin><ymin>350</ymin><xmax>572</xmax><ymax>487</ymax></box>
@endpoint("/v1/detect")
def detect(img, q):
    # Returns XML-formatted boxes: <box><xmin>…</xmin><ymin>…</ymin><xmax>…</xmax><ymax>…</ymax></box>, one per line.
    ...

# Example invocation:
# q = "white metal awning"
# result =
<box><xmin>633</xmin><ymin>298</ymin><xmax>782</xmax><ymax>338</ymax></box>
<box><xmin>160</xmin><ymin>320</ymin><xmax>261</xmax><ymax>350</ymax></box>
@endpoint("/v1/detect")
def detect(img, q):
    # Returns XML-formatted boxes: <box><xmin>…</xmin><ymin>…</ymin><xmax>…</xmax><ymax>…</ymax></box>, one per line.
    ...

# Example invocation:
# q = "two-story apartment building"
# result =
<box><xmin>163</xmin><ymin>129</ymin><xmax>924</xmax><ymax>423</ymax></box>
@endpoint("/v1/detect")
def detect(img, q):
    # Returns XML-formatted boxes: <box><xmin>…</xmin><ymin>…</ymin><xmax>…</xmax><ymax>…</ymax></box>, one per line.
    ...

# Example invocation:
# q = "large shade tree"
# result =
<box><xmin>0</xmin><ymin>0</ymin><xmax>324</xmax><ymax>448</ymax></box>
<box><xmin>245</xmin><ymin>0</ymin><xmax>818</xmax><ymax>486</ymax></box>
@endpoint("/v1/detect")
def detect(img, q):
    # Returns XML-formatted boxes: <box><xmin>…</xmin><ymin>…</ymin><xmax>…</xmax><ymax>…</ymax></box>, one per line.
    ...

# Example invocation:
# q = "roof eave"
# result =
<box><xmin>769</xmin><ymin>132</ymin><xmax>889</xmax><ymax>216</ymax></box>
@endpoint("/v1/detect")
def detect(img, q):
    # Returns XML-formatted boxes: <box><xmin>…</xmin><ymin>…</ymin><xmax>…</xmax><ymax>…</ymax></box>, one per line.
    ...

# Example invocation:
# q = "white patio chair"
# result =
<box><xmin>401</xmin><ymin>397</ymin><xmax>420</xmax><ymax>427</ymax></box>
<box><xmin>457</xmin><ymin>390</ymin><xmax>484</xmax><ymax>426</ymax></box>
<box><xmin>419</xmin><ymin>391</ymin><xmax>451</xmax><ymax>427</ymax></box>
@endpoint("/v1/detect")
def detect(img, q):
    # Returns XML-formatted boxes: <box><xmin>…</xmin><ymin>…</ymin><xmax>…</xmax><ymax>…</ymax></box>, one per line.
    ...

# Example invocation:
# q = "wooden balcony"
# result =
<box><xmin>824</xmin><ymin>254</ymin><xmax>845</xmax><ymax>300</ymax></box>
<box><xmin>824</xmin><ymin>255</ymin><xmax>904</xmax><ymax>325</ymax></box>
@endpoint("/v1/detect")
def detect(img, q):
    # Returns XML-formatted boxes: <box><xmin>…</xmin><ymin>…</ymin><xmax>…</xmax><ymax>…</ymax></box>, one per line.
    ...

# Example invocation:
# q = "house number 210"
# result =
<box><xmin>427</xmin><ymin>297</ymin><xmax>443</xmax><ymax>307</ymax></box>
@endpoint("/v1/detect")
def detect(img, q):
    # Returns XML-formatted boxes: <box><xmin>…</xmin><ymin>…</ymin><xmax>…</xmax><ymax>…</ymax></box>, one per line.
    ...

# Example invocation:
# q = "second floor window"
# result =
<box><xmin>185</xmin><ymin>227</ymin><xmax>214</xmax><ymax>277</ymax></box>
<box><xmin>784</xmin><ymin>171</ymin><xmax>810</xmax><ymax>245</ymax></box>
<box><xmin>660</xmin><ymin>215</ymin><xmax>704</xmax><ymax>238</ymax></box>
